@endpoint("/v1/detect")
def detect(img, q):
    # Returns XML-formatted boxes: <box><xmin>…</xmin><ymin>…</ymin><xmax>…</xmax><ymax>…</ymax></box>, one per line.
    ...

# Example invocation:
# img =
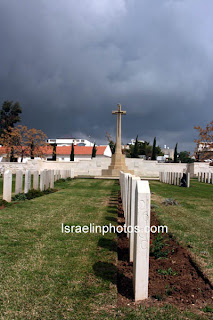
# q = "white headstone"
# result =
<box><xmin>50</xmin><ymin>170</ymin><xmax>54</xmax><ymax>189</ymax></box>
<box><xmin>3</xmin><ymin>170</ymin><xmax>12</xmax><ymax>202</ymax></box>
<box><xmin>186</xmin><ymin>173</ymin><xmax>190</xmax><ymax>188</ymax></box>
<box><xmin>198</xmin><ymin>172</ymin><xmax>200</xmax><ymax>182</ymax></box>
<box><xmin>71</xmin><ymin>168</ymin><xmax>74</xmax><ymax>178</ymax></box>
<box><xmin>201</xmin><ymin>172</ymin><xmax>204</xmax><ymax>183</ymax></box>
<box><xmin>40</xmin><ymin>171</ymin><xmax>45</xmax><ymax>191</ymax></box>
<box><xmin>33</xmin><ymin>171</ymin><xmax>39</xmax><ymax>190</ymax></box>
<box><xmin>24</xmin><ymin>170</ymin><xmax>31</xmax><ymax>194</ymax></box>
<box><xmin>129</xmin><ymin>175</ymin><xmax>141</xmax><ymax>262</ymax></box>
<box><xmin>127</xmin><ymin>175</ymin><xmax>132</xmax><ymax>237</ymax></box>
<box><xmin>133</xmin><ymin>180</ymin><xmax>150</xmax><ymax>301</ymax></box>
<box><xmin>207</xmin><ymin>172</ymin><xmax>210</xmax><ymax>184</ymax></box>
<box><xmin>164</xmin><ymin>172</ymin><xmax>167</xmax><ymax>183</ymax></box>
<box><xmin>15</xmin><ymin>170</ymin><xmax>23</xmax><ymax>194</ymax></box>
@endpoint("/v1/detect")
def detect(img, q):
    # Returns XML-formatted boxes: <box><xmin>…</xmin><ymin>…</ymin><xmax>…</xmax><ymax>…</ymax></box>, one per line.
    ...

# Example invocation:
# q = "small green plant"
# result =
<box><xmin>202</xmin><ymin>305</ymin><xmax>213</xmax><ymax>313</ymax></box>
<box><xmin>151</xmin><ymin>204</ymin><xmax>159</xmax><ymax>209</ymax></box>
<box><xmin>150</xmin><ymin>234</ymin><xmax>169</xmax><ymax>259</ymax></box>
<box><xmin>158</xmin><ymin>267</ymin><xmax>178</xmax><ymax>276</ymax></box>
<box><xmin>165</xmin><ymin>285</ymin><xmax>177</xmax><ymax>296</ymax></box>
<box><xmin>152</xmin><ymin>294</ymin><xmax>164</xmax><ymax>301</ymax></box>
<box><xmin>162</xmin><ymin>198</ymin><xmax>178</xmax><ymax>206</ymax></box>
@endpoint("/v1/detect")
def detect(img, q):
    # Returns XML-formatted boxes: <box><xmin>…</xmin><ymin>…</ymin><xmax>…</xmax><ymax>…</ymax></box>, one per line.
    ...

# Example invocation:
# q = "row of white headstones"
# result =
<box><xmin>119</xmin><ymin>171</ymin><xmax>150</xmax><ymax>302</ymax></box>
<box><xmin>3</xmin><ymin>169</ymin><xmax>74</xmax><ymax>202</ymax></box>
<box><xmin>198</xmin><ymin>172</ymin><xmax>213</xmax><ymax>184</ymax></box>
<box><xmin>159</xmin><ymin>171</ymin><xmax>190</xmax><ymax>188</ymax></box>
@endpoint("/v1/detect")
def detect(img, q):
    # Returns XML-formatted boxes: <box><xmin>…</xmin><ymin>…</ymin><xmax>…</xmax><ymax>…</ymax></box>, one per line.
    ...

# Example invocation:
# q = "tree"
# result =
<box><xmin>70</xmin><ymin>143</ymin><xmax>74</xmax><ymax>161</ymax></box>
<box><xmin>0</xmin><ymin>125</ymin><xmax>47</xmax><ymax>161</ymax></box>
<box><xmin>138</xmin><ymin>141</ymin><xmax>152</xmax><ymax>159</ymax></box>
<box><xmin>151</xmin><ymin>137</ymin><xmax>157</xmax><ymax>160</ymax></box>
<box><xmin>131</xmin><ymin>135</ymin><xmax>139</xmax><ymax>158</ymax></box>
<box><xmin>24</xmin><ymin>127</ymin><xmax>47</xmax><ymax>159</ymax></box>
<box><xmin>179</xmin><ymin>151</ymin><xmax>194</xmax><ymax>163</ymax></box>
<box><xmin>52</xmin><ymin>143</ymin><xmax>57</xmax><ymax>161</ymax></box>
<box><xmin>91</xmin><ymin>143</ymin><xmax>97</xmax><ymax>158</ymax></box>
<box><xmin>0</xmin><ymin>101</ymin><xmax>22</xmax><ymax>136</ymax></box>
<box><xmin>174</xmin><ymin>143</ymin><xmax>178</xmax><ymax>163</ymax></box>
<box><xmin>155</xmin><ymin>145</ymin><xmax>164</xmax><ymax>157</ymax></box>
<box><xmin>105</xmin><ymin>132</ymin><xmax>116</xmax><ymax>154</ymax></box>
<box><xmin>194</xmin><ymin>121</ymin><xmax>213</xmax><ymax>160</ymax></box>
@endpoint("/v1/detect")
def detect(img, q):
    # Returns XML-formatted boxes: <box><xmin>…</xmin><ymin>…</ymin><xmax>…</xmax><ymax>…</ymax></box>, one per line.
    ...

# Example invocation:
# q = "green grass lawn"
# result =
<box><xmin>149</xmin><ymin>179</ymin><xmax>213</xmax><ymax>283</ymax></box>
<box><xmin>0</xmin><ymin>179</ymin><xmax>212</xmax><ymax>319</ymax></box>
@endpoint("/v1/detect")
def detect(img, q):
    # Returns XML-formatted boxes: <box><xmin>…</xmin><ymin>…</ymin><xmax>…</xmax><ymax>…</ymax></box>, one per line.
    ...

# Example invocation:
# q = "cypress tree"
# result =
<box><xmin>132</xmin><ymin>135</ymin><xmax>139</xmax><ymax>158</ymax></box>
<box><xmin>52</xmin><ymin>143</ymin><xmax>57</xmax><ymax>161</ymax></box>
<box><xmin>92</xmin><ymin>143</ymin><xmax>97</xmax><ymax>158</ymax></box>
<box><xmin>70</xmin><ymin>143</ymin><xmax>74</xmax><ymax>161</ymax></box>
<box><xmin>174</xmin><ymin>143</ymin><xmax>178</xmax><ymax>163</ymax></box>
<box><xmin>151</xmin><ymin>137</ymin><xmax>157</xmax><ymax>160</ymax></box>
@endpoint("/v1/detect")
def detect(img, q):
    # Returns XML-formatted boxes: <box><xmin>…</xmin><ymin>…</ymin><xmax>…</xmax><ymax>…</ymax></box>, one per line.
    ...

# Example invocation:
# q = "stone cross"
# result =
<box><xmin>112</xmin><ymin>104</ymin><xmax>126</xmax><ymax>154</ymax></box>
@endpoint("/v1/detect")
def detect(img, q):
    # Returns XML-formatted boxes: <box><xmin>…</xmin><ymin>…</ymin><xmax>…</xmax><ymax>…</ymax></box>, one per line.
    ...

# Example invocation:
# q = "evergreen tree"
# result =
<box><xmin>131</xmin><ymin>135</ymin><xmax>139</xmax><ymax>158</ymax></box>
<box><xmin>52</xmin><ymin>143</ymin><xmax>57</xmax><ymax>161</ymax></box>
<box><xmin>92</xmin><ymin>143</ymin><xmax>97</xmax><ymax>158</ymax></box>
<box><xmin>174</xmin><ymin>143</ymin><xmax>178</xmax><ymax>163</ymax></box>
<box><xmin>70</xmin><ymin>143</ymin><xmax>74</xmax><ymax>161</ymax></box>
<box><xmin>109</xmin><ymin>140</ymin><xmax>116</xmax><ymax>154</ymax></box>
<box><xmin>151</xmin><ymin>137</ymin><xmax>157</xmax><ymax>160</ymax></box>
<box><xmin>0</xmin><ymin>101</ymin><xmax>22</xmax><ymax>136</ymax></box>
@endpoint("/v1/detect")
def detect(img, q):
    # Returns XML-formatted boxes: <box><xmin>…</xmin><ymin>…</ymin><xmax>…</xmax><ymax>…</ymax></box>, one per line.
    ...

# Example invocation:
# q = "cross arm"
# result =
<box><xmin>112</xmin><ymin>111</ymin><xmax>127</xmax><ymax>115</ymax></box>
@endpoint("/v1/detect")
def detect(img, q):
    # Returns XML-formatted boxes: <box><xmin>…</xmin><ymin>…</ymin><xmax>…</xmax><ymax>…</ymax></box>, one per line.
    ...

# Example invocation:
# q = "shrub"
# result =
<box><xmin>0</xmin><ymin>199</ymin><xmax>10</xmax><ymax>207</ymax></box>
<box><xmin>12</xmin><ymin>188</ymin><xmax>56</xmax><ymax>202</ymax></box>
<box><xmin>56</xmin><ymin>179</ymin><xmax>66</xmax><ymax>183</ymax></box>
<box><xmin>25</xmin><ymin>189</ymin><xmax>43</xmax><ymax>200</ymax></box>
<box><xmin>12</xmin><ymin>193</ymin><xmax>27</xmax><ymax>201</ymax></box>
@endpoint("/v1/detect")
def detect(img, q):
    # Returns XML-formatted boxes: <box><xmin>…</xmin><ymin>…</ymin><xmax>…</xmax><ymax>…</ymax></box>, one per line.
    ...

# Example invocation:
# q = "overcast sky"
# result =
<box><xmin>0</xmin><ymin>0</ymin><xmax>213</xmax><ymax>152</ymax></box>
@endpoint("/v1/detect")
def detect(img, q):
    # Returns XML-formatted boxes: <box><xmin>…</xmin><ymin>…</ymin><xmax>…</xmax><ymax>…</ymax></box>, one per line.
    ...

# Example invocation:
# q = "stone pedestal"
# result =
<box><xmin>102</xmin><ymin>153</ymin><xmax>134</xmax><ymax>177</ymax></box>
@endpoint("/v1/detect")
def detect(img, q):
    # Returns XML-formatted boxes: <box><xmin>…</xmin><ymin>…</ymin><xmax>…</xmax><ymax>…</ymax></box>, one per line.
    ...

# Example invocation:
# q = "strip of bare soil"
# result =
<box><xmin>117</xmin><ymin>194</ymin><xmax>213</xmax><ymax>313</ymax></box>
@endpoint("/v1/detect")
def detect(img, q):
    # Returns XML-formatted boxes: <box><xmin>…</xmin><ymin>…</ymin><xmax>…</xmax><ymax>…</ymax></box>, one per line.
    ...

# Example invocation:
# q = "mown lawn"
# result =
<box><xmin>0</xmin><ymin>179</ymin><xmax>211</xmax><ymax>319</ymax></box>
<box><xmin>149</xmin><ymin>179</ymin><xmax>213</xmax><ymax>284</ymax></box>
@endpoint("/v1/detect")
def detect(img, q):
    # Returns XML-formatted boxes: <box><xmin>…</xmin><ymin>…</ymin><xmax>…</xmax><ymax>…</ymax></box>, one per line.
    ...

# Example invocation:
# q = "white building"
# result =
<box><xmin>46</xmin><ymin>138</ymin><xmax>94</xmax><ymax>146</ymax></box>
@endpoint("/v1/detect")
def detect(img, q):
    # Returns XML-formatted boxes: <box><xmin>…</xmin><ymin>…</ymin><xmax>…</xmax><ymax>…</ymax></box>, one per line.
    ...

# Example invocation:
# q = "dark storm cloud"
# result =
<box><xmin>0</xmin><ymin>0</ymin><xmax>213</xmax><ymax>151</ymax></box>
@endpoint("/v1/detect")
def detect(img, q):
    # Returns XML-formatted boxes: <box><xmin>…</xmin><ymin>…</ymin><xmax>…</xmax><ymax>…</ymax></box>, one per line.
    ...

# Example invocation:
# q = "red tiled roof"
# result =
<box><xmin>0</xmin><ymin>145</ymin><xmax>107</xmax><ymax>156</ymax></box>
<box><xmin>56</xmin><ymin>146</ymin><xmax>107</xmax><ymax>155</ymax></box>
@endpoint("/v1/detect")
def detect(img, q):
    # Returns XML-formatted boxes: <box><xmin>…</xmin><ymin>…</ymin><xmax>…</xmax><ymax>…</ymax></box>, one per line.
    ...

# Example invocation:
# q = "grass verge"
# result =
<box><xmin>149</xmin><ymin>179</ymin><xmax>213</xmax><ymax>284</ymax></box>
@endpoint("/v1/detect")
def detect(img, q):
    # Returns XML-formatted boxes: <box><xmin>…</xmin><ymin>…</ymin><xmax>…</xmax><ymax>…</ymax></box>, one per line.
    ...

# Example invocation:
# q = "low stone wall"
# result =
<box><xmin>0</xmin><ymin>158</ymin><xmax>212</xmax><ymax>178</ymax></box>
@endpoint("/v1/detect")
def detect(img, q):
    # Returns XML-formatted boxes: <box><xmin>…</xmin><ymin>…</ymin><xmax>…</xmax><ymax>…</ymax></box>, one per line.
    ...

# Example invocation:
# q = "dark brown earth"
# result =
<box><xmin>116</xmin><ymin>193</ymin><xmax>213</xmax><ymax>312</ymax></box>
